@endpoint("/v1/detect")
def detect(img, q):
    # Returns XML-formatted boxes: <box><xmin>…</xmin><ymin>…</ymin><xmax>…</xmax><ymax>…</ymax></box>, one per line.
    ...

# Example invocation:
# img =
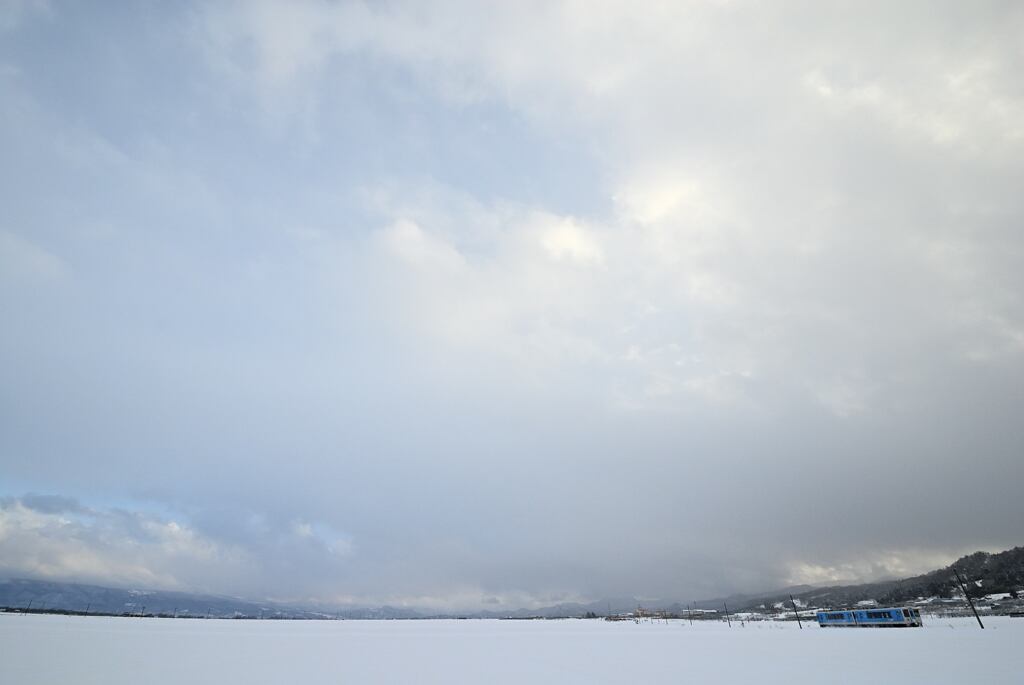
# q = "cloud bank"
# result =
<box><xmin>1</xmin><ymin>1</ymin><xmax>1022</xmax><ymax>609</ymax></box>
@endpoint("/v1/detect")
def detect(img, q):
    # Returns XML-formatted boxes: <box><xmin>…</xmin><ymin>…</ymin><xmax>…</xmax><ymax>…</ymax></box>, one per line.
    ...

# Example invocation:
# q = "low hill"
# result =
<box><xmin>744</xmin><ymin>546</ymin><xmax>1024</xmax><ymax>611</ymax></box>
<box><xmin>0</xmin><ymin>578</ymin><xmax>426</xmax><ymax>619</ymax></box>
<box><xmin>0</xmin><ymin>578</ymin><xmax>296</xmax><ymax>618</ymax></box>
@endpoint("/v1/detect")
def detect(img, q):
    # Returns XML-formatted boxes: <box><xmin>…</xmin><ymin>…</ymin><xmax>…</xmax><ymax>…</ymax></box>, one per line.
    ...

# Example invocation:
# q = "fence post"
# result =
<box><xmin>953</xmin><ymin>568</ymin><xmax>984</xmax><ymax>629</ymax></box>
<box><xmin>790</xmin><ymin>595</ymin><xmax>803</xmax><ymax>629</ymax></box>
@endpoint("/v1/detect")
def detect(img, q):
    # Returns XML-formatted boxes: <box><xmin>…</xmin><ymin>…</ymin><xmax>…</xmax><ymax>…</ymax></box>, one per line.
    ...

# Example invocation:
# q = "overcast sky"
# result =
<box><xmin>1</xmin><ymin>1</ymin><xmax>1023</xmax><ymax>611</ymax></box>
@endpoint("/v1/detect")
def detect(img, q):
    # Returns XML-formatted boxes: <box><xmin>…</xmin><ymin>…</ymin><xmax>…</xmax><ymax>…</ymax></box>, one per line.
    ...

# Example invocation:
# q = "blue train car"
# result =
<box><xmin>816</xmin><ymin>607</ymin><xmax>922</xmax><ymax>627</ymax></box>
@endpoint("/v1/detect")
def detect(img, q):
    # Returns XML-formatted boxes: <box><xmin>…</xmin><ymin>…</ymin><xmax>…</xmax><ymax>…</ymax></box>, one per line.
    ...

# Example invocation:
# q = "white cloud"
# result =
<box><xmin>187</xmin><ymin>0</ymin><xmax>1020</xmax><ymax>418</ymax></box>
<box><xmin>786</xmin><ymin>547</ymin><xmax>985</xmax><ymax>587</ymax></box>
<box><xmin>537</xmin><ymin>215</ymin><xmax>604</xmax><ymax>266</ymax></box>
<box><xmin>378</xmin><ymin>219</ymin><xmax>466</xmax><ymax>272</ymax></box>
<box><xmin>0</xmin><ymin>498</ymin><xmax>237</xmax><ymax>591</ymax></box>
<box><xmin>0</xmin><ymin>497</ymin><xmax>357</xmax><ymax>598</ymax></box>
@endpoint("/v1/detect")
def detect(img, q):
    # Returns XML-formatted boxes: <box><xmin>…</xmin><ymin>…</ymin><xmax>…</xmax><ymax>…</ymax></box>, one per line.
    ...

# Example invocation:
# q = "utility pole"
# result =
<box><xmin>723</xmin><ymin>602</ymin><xmax>732</xmax><ymax>627</ymax></box>
<box><xmin>790</xmin><ymin>595</ymin><xmax>803</xmax><ymax>629</ymax></box>
<box><xmin>953</xmin><ymin>569</ymin><xmax>984</xmax><ymax>629</ymax></box>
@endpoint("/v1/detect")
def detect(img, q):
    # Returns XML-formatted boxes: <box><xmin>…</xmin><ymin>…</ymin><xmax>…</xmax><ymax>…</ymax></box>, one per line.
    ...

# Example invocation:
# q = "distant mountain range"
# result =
<box><xmin>0</xmin><ymin>578</ymin><xmax>304</xmax><ymax>618</ymax></box>
<box><xmin>0</xmin><ymin>580</ymin><xmax>807</xmax><ymax>620</ymax></box>
<box><xmin>0</xmin><ymin>579</ymin><xmax>419</xmax><ymax>619</ymax></box>
<box><xmin>3</xmin><ymin>546</ymin><xmax>1021</xmax><ymax>619</ymax></box>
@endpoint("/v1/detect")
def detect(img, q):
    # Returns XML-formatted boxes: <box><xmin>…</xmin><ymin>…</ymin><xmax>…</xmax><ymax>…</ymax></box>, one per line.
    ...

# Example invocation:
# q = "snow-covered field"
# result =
<box><xmin>2</xmin><ymin>614</ymin><xmax>1021</xmax><ymax>683</ymax></box>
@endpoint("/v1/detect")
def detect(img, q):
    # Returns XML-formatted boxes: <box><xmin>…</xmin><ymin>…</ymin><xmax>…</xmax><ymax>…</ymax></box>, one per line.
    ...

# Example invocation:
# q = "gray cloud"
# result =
<box><xmin>1</xmin><ymin>1</ymin><xmax>1022</xmax><ymax>610</ymax></box>
<box><xmin>17</xmin><ymin>493</ymin><xmax>86</xmax><ymax>514</ymax></box>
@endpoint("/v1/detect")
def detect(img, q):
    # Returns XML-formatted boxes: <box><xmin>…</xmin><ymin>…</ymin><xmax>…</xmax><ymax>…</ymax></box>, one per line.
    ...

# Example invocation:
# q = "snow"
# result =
<box><xmin>2</xmin><ymin>614</ymin><xmax>1022</xmax><ymax>683</ymax></box>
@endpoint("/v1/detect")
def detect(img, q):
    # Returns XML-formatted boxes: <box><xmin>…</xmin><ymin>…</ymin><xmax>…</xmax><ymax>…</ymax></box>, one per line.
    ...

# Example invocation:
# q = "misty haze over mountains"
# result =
<box><xmin>4</xmin><ymin>546</ymin><xmax>1021</xmax><ymax>619</ymax></box>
